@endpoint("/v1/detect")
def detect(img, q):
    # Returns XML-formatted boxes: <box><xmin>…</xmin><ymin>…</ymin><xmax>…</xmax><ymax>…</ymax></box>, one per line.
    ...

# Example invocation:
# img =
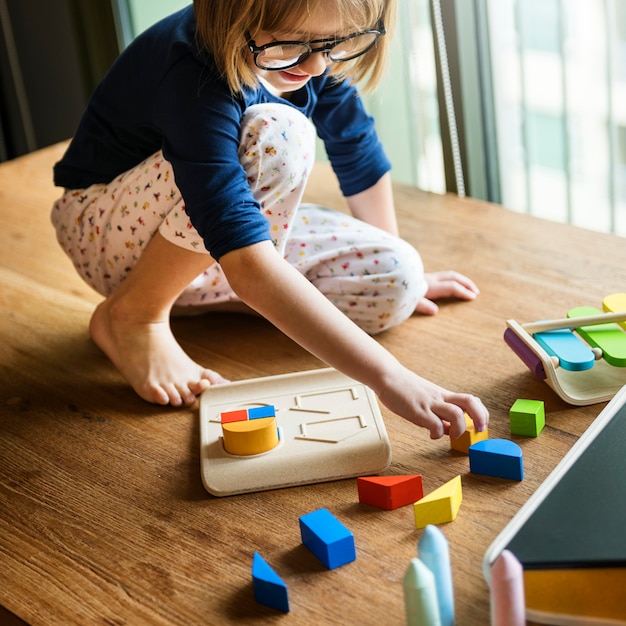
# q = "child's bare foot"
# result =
<box><xmin>89</xmin><ymin>298</ymin><xmax>228</xmax><ymax>406</ymax></box>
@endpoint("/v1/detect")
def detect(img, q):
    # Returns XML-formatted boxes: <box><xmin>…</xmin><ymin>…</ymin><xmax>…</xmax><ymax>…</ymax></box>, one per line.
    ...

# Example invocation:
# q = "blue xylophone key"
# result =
<box><xmin>533</xmin><ymin>328</ymin><xmax>596</xmax><ymax>371</ymax></box>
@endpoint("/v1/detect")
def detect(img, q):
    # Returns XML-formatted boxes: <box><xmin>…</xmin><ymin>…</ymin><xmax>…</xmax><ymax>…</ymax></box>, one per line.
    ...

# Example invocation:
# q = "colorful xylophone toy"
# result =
<box><xmin>504</xmin><ymin>293</ymin><xmax>626</xmax><ymax>405</ymax></box>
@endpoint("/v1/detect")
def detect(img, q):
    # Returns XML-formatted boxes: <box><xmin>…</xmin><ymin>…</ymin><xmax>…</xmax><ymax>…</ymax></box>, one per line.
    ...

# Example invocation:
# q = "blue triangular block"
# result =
<box><xmin>252</xmin><ymin>552</ymin><xmax>289</xmax><ymax>612</ymax></box>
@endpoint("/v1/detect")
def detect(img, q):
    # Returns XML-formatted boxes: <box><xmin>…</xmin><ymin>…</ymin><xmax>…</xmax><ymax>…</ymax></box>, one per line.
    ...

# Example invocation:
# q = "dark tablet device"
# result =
<box><xmin>483</xmin><ymin>385</ymin><xmax>626</xmax><ymax>625</ymax></box>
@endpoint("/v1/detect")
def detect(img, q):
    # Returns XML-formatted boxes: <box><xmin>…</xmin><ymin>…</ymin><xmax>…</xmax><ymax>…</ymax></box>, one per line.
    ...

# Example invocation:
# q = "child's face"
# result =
<box><xmin>248</xmin><ymin>10</ymin><xmax>347</xmax><ymax>95</ymax></box>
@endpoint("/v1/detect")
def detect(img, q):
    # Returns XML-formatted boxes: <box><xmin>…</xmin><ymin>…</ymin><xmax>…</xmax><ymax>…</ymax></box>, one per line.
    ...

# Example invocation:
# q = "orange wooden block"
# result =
<box><xmin>357</xmin><ymin>475</ymin><xmax>424</xmax><ymax>510</ymax></box>
<box><xmin>450</xmin><ymin>413</ymin><xmax>489</xmax><ymax>454</ymax></box>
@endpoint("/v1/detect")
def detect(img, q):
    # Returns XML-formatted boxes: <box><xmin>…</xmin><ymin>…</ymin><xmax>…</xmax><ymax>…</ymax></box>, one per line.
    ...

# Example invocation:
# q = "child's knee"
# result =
<box><xmin>367</xmin><ymin>240</ymin><xmax>427</xmax><ymax>334</ymax></box>
<box><xmin>394</xmin><ymin>238</ymin><xmax>428</xmax><ymax>298</ymax></box>
<box><xmin>239</xmin><ymin>104</ymin><xmax>316</xmax><ymax>192</ymax></box>
<box><xmin>241</xmin><ymin>103</ymin><xmax>315</xmax><ymax>147</ymax></box>
<box><xmin>325</xmin><ymin>238</ymin><xmax>427</xmax><ymax>335</ymax></box>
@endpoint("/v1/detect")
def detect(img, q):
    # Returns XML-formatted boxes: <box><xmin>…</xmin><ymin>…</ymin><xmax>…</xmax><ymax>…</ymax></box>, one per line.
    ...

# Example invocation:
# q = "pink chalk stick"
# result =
<box><xmin>490</xmin><ymin>550</ymin><xmax>525</xmax><ymax>626</ymax></box>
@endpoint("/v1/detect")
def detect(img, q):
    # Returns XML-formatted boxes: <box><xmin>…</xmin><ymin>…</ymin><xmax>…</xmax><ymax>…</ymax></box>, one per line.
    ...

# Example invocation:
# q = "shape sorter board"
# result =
<box><xmin>199</xmin><ymin>368</ymin><xmax>392</xmax><ymax>496</ymax></box>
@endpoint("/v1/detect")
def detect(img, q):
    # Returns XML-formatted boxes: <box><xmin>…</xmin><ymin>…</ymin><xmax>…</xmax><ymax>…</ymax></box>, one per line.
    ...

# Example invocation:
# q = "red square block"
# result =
<box><xmin>357</xmin><ymin>475</ymin><xmax>424</xmax><ymax>510</ymax></box>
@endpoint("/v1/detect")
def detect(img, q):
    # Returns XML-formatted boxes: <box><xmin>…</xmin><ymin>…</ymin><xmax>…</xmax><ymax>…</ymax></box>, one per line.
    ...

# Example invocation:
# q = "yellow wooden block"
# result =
<box><xmin>450</xmin><ymin>413</ymin><xmax>489</xmax><ymax>454</ymax></box>
<box><xmin>222</xmin><ymin>417</ymin><xmax>279</xmax><ymax>456</ymax></box>
<box><xmin>413</xmin><ymin>475</ymin><xmax>462</xmax><ymax>529</ymax></box>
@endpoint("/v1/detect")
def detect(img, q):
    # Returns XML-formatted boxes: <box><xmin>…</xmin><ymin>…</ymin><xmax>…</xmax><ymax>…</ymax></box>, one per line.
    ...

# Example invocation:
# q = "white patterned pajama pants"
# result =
<box><xmin>51</xmin><ymin>104</ymin><xmax>427</xmax><ymax>334</ymax></box>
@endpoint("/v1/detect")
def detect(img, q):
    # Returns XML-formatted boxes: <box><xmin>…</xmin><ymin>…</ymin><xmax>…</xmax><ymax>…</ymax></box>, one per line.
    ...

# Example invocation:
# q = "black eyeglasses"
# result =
<box><xmin>246</xmin><ymin>22</ymin><xmax>386</xmax><ymax>71</ymax></box>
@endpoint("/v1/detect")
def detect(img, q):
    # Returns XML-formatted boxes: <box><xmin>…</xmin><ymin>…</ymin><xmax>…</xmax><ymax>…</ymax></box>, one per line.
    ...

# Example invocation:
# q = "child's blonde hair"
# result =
<box><xmin>193</xmin><ymin>0</ymin><xmax>396</xmax><ymax>94</ymax></box>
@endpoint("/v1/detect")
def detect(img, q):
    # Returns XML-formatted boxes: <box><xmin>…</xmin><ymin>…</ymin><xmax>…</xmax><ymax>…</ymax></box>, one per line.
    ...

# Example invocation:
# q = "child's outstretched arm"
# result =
<box><xmin>219</xmin><ymin>240</ymin><xmax>489</xmax><ymax>439</ymax></box>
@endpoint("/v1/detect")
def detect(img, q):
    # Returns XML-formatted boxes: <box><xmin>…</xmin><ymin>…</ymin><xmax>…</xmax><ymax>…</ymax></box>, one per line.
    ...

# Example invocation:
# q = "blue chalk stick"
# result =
<box><xmin>419</xmin><ymin>525</ymin><xmax>454</xmax><ymax>626</ymax></box>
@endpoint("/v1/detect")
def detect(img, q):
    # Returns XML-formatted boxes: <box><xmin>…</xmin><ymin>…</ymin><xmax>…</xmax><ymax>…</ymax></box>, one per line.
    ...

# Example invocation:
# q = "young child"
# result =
<box><xmin>51</xmin><ymin>0</ymin><xmax>488</xmax><ymax>439</ymax></box>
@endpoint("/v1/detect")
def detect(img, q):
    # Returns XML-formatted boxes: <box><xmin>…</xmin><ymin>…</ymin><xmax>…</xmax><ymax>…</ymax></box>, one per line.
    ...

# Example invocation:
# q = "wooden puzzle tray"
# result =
<box><xmin>199</xmin><ymin>368</ymin><xmax>392</xmax><ymax>496</ymax></box>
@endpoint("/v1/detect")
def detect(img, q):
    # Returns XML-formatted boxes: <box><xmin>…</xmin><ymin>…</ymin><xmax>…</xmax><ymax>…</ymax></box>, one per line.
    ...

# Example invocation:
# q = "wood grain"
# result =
<box><xmin>1</xmin><ymin>143</ymin><xmax>625</xmax><ymax>625</ymax></box>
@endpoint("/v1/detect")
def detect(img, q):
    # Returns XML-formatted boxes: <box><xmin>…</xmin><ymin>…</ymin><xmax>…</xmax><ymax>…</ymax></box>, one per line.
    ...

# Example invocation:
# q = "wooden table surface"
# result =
<box><xmin>1</xmin><ymin>143</ymin><xmax>625</xmax><ymax>625</ymax></box>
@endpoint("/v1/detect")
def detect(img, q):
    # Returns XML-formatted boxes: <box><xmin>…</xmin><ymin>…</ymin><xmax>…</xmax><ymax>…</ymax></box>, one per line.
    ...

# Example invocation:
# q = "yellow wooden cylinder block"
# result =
<box><xmin>222</xmin><ymin>417</ymin><xmax>279</xmax><ymax>456</ymax></box>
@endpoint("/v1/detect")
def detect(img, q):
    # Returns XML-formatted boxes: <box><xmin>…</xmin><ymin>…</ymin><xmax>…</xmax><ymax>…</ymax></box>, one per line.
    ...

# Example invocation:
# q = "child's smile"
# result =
<box><xmin>248</xmin><ymin>11</ymin><xmax>346</xmax><ymax>95</ymax></box>
<box><xmin>249</xmin><ymin>37</ymin><xmax>332</xmax><ymax>96</ymax></box>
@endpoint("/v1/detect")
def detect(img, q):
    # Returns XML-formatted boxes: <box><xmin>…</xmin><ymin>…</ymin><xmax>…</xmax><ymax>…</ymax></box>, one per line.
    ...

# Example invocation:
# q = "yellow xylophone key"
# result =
<box><xmin>603</xmin><ymin>293</ymin><xmax>626</xmax><ymax>330</ymax></box>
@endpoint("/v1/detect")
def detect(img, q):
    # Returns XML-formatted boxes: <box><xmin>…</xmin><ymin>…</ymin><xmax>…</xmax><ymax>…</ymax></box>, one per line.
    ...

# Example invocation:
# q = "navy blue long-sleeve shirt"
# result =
<box><xmin>54</xmin><ymin>6</ymin><xmax>391</xmax><ymax>260</ymax></box>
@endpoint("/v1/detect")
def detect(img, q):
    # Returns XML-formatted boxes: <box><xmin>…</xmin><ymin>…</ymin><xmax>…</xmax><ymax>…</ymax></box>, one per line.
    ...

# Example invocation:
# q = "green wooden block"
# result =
<box><xmin>510</xmin><ymin>399</ymin><xmax>545</xmax><ymax>437</ymax></box>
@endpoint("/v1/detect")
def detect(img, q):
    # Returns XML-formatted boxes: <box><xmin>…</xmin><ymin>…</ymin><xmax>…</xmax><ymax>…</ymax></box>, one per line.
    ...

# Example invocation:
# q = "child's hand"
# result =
<box><xmin>415</xmin><ymin>271</ymin><xmax>480</xmax><ymax>315</ymax></box>
<box><xmin>377</xmin><ymin>366</ymin><xmax>489</xmax><ymax>439</ymax></box>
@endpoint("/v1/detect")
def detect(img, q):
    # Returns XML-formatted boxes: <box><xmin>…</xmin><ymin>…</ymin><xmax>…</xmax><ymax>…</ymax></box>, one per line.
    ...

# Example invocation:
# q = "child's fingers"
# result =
<box><xmin>378</xmin><ymin>370</ymin><xmax>488</xmax><ymax>440</ymax></box>
<box><xmin>432</xmin><ymin>394</ymin><xmax>489</xmax><ymax>440</ymax></box>
<box><xmin>469</xmin><ymin>398</ymin><xmax>490</xmax><ymax>431</ymax></box>
<box><xmin>451</xmin><ymin>272</ymin><xmax>480</xmax><ymax>294</ymax></box>
<box><xmin>414</xmin><ymin>297</ymin><xmax>439</xmax><ymax>315</ymax></box>
<box><xmin>419</xmin><ymin>403</ymin><xmax>463</xmax><ymax>440</ymax></box>
<box><xmin>454</xmin><ymin>393</ymin><xmax>489</xmax><ymax>433</ymax></box>
<box><xmin>436</xmin><ymin>270</ymin><xmax>479</xmax><ymax>293</ymax></box>
<box><xmin>423</xmin><ymin>271</ymin><xmax>480</xmax><ymax>301</ymax></box>
<box><xmin>434</xmin><ymin>403</ymin><xmax>468</xmax><ymax>439</ymax></box>
<box><xmin>449</xmin><ymin>282</ymin><xmax>479</xmax><ymax>301</ymax></box>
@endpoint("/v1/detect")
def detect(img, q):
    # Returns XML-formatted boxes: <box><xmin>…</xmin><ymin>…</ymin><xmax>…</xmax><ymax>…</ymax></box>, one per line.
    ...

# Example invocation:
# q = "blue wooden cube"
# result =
<box><xmin>299</xmin><ymin>508</ymin><xmax>356</xmax><ymax>569</ymax></box>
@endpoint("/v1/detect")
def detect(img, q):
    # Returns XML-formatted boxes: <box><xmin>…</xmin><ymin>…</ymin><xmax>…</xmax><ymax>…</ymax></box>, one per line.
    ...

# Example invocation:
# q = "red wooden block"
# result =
<box><xmin>357</xmin><ymin>475</ymin><xmax>424</xmax><ymax>510</ymax></box>
<box><xmin>220</xmin><ymin>409</ymin><xmax>249</xmax><ymax>423</ymax></box>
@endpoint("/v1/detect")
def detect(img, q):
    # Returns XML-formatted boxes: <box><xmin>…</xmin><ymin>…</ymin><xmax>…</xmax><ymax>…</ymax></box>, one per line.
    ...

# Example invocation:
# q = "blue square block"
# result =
<box><xmin>248</xmin><ymin>405</ymin><xmax>276</xmax><ymax>419</ymax></box>
<box><xmin>299</xmin><ymin>508</ymin><xmax>356</xmax><ymax>569</ymax></box>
